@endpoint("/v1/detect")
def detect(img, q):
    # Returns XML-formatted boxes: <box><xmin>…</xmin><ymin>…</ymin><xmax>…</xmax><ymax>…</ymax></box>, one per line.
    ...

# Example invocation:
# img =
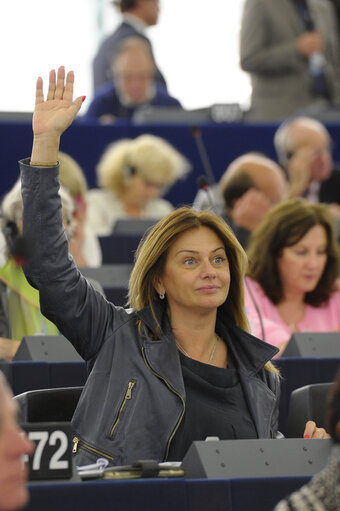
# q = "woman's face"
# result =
<box><xmin>156</xmin><ymin>226</ymin><xmax>231</xmax><ymax>316</ymax></box>
<box><xmin>277</xmin><ymin>224</ymin><xmax>328</xmax><ymax>299</ymax></box>
<box><xmin>123</xmin><ymin>174</ymin><xmax>163</xmax><ymax>208</ymax></box>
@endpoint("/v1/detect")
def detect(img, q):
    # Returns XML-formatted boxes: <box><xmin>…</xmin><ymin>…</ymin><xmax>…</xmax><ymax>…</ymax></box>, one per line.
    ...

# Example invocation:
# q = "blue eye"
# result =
<box><xmin>184</xmin><ymin>258</ymin><xmax>195</xmax><ymax>265</ymax></box>
<box><xmin>213</xmin><ymin>256</ymin><xmax>225</xmax><ymax>264</ymax></box>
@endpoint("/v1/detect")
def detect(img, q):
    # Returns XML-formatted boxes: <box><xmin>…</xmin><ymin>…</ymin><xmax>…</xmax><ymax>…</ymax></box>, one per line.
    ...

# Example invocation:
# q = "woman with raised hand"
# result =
<box><xmin>19</xmin><ymin>67</ymin><xmax>327</xmax><ymax>467</ymax></box>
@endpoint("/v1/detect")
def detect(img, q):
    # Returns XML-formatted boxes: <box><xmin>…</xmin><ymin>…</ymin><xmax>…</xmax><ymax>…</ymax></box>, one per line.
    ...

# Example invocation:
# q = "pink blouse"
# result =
<box><xmin>244</xmin><ymin>277</ymin><xmax>340</xmax><ymax>349</ymax></box>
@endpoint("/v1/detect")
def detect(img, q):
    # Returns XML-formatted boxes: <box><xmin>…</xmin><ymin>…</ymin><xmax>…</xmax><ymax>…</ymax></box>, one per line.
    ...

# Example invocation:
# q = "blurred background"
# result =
<box><xmin>1</xmin><ymin>0</ymin><xmax>250</xmax><ymax>112</ymax></box>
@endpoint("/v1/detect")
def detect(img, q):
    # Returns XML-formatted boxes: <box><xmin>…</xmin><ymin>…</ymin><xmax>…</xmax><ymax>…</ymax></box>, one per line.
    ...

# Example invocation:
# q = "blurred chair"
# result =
<box><xmin>113</xmin><ymin>218</ymin><xmax>159</xmax><ymax>235</ymax></box>
<box><xmin>14</xmin><ymin>386</ymin><xmax>83</xmax><ymax>423</ymax></box>
<box><xmin>286</xmin><ymin>383</ymin><xmax>333</xmax><ymax>438</ymax></box>
<box><xmin>79</xmin><ymin>264</ymin><xmax>133</xmax><ymax>304</ymax></box>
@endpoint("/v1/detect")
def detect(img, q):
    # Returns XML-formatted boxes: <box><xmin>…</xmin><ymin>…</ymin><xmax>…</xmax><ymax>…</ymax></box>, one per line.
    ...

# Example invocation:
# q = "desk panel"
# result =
<box><xmin>24</xmin><ymin>476</ymin><xmax>310</xmax><ymax>511</ymax></box>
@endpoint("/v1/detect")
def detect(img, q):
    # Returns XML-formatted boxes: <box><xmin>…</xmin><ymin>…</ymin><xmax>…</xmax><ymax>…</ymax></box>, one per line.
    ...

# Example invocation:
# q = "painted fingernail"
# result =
<box><xmin>82</xmin><ymin>96</ymin><xmax>86</xmax><ymax>103</ymax></box>
<box><xmin>304</xmin><ymin>434</ymin><xmax>310</xmax><ymax>439</ymax></box>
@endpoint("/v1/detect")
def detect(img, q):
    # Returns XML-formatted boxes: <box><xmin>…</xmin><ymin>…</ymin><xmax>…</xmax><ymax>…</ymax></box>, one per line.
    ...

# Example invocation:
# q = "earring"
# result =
<box><xmin>159</xmin><ymin>292</ymin><xmax>165</xmax><ymax>300</ymax></box>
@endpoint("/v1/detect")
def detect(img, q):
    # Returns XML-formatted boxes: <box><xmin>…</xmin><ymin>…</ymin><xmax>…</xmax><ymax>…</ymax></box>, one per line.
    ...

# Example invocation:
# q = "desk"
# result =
<box><xmin>5</xmin><ymin>120</ymin><xmax>340</xmax><ymax>205</ymax></box>
<box><xmin>24</xmin><ymin>475</ymin><xmax>310</xmax><ymax>511</ymax></box>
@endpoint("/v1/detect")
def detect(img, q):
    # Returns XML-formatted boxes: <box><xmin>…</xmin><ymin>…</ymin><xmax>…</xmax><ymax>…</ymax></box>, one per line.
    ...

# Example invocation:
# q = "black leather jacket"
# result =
<box><xmin>20</xmin><ymin>160</ymin><xmax>281</xmax><ymax>466</ymax></box>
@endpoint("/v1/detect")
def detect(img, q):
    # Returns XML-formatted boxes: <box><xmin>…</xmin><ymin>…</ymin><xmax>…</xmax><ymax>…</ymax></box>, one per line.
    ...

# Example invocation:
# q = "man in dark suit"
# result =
<box><xmin>93</xmin><ymin>0</ymin><xmax>166</xmax><ymax>92</ymax></box>
<box><xmin>274</xmin><ymin>117</ymin><xmax>340</xmax><ymax>216</ymax></box>
<box><xmin>84</xmin><ymin>37</ymin><xmax>181</xmax><ymax>123</ymax></box>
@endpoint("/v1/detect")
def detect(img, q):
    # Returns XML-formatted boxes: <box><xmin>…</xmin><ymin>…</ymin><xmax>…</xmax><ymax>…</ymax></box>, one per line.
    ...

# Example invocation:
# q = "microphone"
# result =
<box><xmin>193</xmin><ymin>175</ymin><xmax>217</xmax><ymax>212</ymax></box>
<box><xmin>190</xmin><ymin>126</ymin><xmax>216</xmax><ymax>185</ymax></box>
<box><xmin>244</xmin><ymin>277</ymin><xmax>266</xmax><ymax>341</ymax></box>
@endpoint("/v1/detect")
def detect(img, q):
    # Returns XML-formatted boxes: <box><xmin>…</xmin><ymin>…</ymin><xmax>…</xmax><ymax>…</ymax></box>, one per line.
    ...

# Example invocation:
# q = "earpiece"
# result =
<box><xmin>2</xmin><ymin>220</ymin><xmax>18</xmax><ymax>255</ymax></box>
<box><xmin>123</xmin><ymin>166</ymin><xmax>137</xmax><ymax>178</ymax></box>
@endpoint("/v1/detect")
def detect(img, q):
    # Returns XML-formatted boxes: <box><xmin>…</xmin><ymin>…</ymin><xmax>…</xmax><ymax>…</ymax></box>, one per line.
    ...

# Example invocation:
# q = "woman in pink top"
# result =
<box><xmin>245</xmin><ymin>198</ymin><xmax>340</xmax><ymax>356</ymax></box>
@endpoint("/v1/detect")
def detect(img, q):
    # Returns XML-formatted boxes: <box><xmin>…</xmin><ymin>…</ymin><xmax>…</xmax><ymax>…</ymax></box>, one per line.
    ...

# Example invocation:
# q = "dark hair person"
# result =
<box><xmin>245</xmin><ymin>198</ymin><xmax>340</xmax><ymax>356</ymax></box>
<box><xmin>19</xmin><ymin>68</ymin><xmax>328</xmax><ymax>467</ymax></box>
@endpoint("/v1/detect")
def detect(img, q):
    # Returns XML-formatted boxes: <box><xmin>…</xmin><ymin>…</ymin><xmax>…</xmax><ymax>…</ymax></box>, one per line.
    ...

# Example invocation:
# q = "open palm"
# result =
<box><xmin>32</xmin><ymin>66</ymin><xmax>84</xmax><ymax>138</ymax></box>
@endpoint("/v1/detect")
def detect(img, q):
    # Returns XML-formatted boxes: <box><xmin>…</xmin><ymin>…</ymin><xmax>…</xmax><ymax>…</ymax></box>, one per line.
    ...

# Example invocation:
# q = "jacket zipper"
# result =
<box><xmin>110</xmin><ymin>380</ymin><xmax>136</xmax><ymax>437</ymax></box>
<box><xmin>72</xmin><ymin>436</ymin><xmax>115</xmax><ymax>461</ymax></box>
<box><xmin>141</xmin><ymin>346</ymin><xmax>185</xmax><ymax>461</ymax></box>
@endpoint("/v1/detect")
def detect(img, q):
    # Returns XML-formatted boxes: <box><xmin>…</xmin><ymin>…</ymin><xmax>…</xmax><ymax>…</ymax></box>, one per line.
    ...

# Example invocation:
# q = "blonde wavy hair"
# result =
<box><xmin>58</xmin><ymin>151</ymin><xmax>88</xmax><ymax>199</ymax></box>
<box><xmin>96</xmin><ymin>135</ymin><xmax>190</xmax><ymax>195</ymax></box>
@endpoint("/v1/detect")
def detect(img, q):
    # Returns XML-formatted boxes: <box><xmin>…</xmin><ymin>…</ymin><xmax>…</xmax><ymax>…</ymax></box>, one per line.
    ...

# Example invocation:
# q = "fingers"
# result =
<box><xmin>35</xmin><ymin>76</ymin><xmax>44</xmax><ymax>106</ymax></box>
<box><xmin>47</xmin><ymin>69</ymin><xmax>56</xmax><ymax>101</ymax></box>
<box><xmin>69</xmin><ymin>95</ymin><xmax>85</xmax><ymax>118</ymax></box>
<box><xmin>303</xmin><ymin>420</ymin><xmax>316</xmax><ymax>438</ymax></box>
<box><xmin>303</xmin><ymin>420</ymin><xmax>331</xmax><ymax>439</ymax></box>
<box><xmin>55</xmin><ymin>66</ymin><xmax>66</xmax><ymax>100</ymax></box>
<box><xmin>63</xmin><ymin>70</ymin><xmax>75</xmax><ymax>104</ymax></box>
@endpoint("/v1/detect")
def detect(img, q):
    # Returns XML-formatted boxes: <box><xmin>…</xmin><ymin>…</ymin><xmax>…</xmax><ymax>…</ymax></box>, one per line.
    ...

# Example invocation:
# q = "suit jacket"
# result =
<box><xmin>240</xmin><ymin>0</ymin><xmax>340</xmax><ymax>120</ymax></box>
<box><xmin>320</xmin><ymin>166</ymin><xmax>340</xmax><ymax>204</ymax></box>
<box><xmin>83</xmin><ymin>82</ymin><xmax>181</xmax><ymax>122</ymax></box>
<box><xmin>93</xmin><ymin>21</ymin><xmax>167</xmax><ymax>92</ymax></box>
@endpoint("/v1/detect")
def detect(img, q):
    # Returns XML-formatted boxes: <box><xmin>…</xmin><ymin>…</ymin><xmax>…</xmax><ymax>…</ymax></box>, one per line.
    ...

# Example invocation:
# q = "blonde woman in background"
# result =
<box><xmin>58</xmin><ymin>151</ymin><xmax>102</xmax><ymax>267</ymax></box>
<box><xmin>86</xmin><ymin>135</ymin><xmax>190</xmax><ymax>235</ymax></box>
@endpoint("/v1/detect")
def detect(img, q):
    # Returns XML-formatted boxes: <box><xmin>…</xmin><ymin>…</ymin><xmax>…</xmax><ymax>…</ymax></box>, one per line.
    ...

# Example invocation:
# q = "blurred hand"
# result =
<box><xmin>287</xmin><ymin>146</ymin><xmax>317</xmax><ymax>197</ymax></box>
<box><xmin>231</xmin><ymin>189</ymin><xmax>272</xmax><ymax>231</ymax></box>
<box><xmin>99</xmin><ymin>114</ymin><xmax>116</xmax><ymax>125</ymax></box>
<box><xmin>0</xmin><ymin>338</ymin><xmax>20</xmax><ymax>361</ymax></box>
<box><xmin>296</xmin><ymin>31</ymin><xmax>324</xmax><ymax>57</ymax></box>
<box><xmin>326</xmin><ymin>203</ymin><xmax>340</xmax><ymax>220</ymax></box>
<box><xmin>303</xmin><ymin>420</ymin><xmax>330</xmax><ymax>439</ymax></box>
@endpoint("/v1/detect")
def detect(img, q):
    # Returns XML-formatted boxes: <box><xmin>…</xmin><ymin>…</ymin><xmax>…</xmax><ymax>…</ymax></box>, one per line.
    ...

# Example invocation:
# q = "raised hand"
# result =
<box><xmin>31</xmin><ymin>66</ymin><xmax>84</xmax><ymax>165</ymax></box>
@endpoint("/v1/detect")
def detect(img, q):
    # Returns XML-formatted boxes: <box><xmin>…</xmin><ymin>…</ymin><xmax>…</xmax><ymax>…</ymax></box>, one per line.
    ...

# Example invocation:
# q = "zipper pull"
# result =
<box><xmin>72</xmin><ymin>436</ymin><xmax>79</xmax><ymax>453</ymax></box>
<box><xmin>126</xmin><ymin>380</ymin><xmax>135</xmax><ymax>400</ymax></box>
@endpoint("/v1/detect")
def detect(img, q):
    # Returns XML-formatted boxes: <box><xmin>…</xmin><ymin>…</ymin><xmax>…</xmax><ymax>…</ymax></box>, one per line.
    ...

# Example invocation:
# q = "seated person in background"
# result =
<box><xmin>0</xmin><ymin>180</ymin><xmax>75</xmax><ymax>360</ymax></box>
<box><xmin>86</xmin><ymin>134</ymin><xmax>190</xmax><ymax>235</ymax></box>
<box><xmin>194</xmin><ymin>153</ymin><xmax>287</xmax><ymax>248</ymax></box>
<box><xmin>274</xmin><ymin>117</ymin><xmax>340</xmax><ymax>217</ymax></box>
<box><xmin>0</xmin><ymin>371</ymin><xmax>34</xmax><ymax>511</ymax></box>
<box><xmin>274</xmin><ymin>367</ymin><xmax>340</xmax><ymax>511</ymax></box>
<box><xmin>93</xmin><ymin>0</ymin><xmax>167</xmax><ymax>92</ymax></box>
<box><xmin>219</xmin><ymin>153</ymin><xmax>287</xmax><ymax>247</ymax></box>
<box><xmin>19</xmin><ymin>67</ymin><xmax>328</xmax><ymax>467</ymax></box>
<box><xmin>83</xmin><ymin>37</ymin><xmax>181</xmax><ymax>124</ymax></box>
<box><xmin>245</xmin><ymin>198</ymin><xmax>340</xmax><ymax>356</ymax></box>
<box><xmin>58</xmin><ymin>151</ymin><xmax>102</xmax><ymax>267</ymax></box>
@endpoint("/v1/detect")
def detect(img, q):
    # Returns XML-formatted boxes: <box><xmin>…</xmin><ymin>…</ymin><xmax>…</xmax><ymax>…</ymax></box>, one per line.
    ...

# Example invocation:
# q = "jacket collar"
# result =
<box><xmin>136</xmin><ymin>301</ymin><xmax>279</xmax><ymax>375</ymax></box>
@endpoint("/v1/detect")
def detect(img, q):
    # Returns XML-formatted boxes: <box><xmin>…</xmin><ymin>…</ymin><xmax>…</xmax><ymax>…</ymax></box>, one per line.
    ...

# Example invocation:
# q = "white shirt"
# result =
<box><xmin>86</xmin><ymin>188</ymin><xmax>174</xmax><ymax>236</ymax></box>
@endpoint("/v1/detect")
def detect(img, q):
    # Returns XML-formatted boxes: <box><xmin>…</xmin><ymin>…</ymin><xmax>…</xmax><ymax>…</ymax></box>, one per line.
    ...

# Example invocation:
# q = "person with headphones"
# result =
<box><xmin>86</xmin><ymin>134</ymin><xmax>190</xmax><ymax>235</ymax></box>
<box><xmin>0</xmin><ymin>181</ymin><xmax>75</xmax><ymax>360</ymax></box>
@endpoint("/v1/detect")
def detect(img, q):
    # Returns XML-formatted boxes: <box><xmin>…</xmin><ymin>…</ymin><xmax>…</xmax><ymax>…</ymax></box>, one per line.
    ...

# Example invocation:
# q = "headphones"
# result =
<box><xmin>1</xmin><ymin>219</ymin><xmax>18</xmax><ymax>257</ymax></box>
<box><xmin>123</xmin><ymin>166</ymin><xmax>137</xmax><ymax>178</ymax></box>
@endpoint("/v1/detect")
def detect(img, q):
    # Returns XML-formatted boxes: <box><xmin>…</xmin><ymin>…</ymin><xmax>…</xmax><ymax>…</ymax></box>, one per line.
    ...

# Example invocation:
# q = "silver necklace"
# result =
<box><xmin>176</xmin><ymin>334</ymin><xmax>219</xmax><ymax>364</ymax></box>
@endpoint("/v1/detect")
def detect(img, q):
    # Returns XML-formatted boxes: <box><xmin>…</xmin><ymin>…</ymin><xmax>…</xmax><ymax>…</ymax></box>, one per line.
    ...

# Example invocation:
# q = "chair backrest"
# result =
<box><xmin>14</xmin><ymin>386</ymin><xmax>83</xmax><ymax>423</ymax></box>
<box><xmin>286</xmin><ymin>383</ymin><xmax>333</xmax><ymax>438</ymax></box>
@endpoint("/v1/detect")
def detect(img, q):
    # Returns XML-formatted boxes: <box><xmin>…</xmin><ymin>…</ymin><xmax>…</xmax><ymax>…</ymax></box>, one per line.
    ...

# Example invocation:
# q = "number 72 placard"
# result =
<box><xmin>21</xmin><ymin>423</ymin><xmax>73</xmax><ymax>480</ymax></box>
